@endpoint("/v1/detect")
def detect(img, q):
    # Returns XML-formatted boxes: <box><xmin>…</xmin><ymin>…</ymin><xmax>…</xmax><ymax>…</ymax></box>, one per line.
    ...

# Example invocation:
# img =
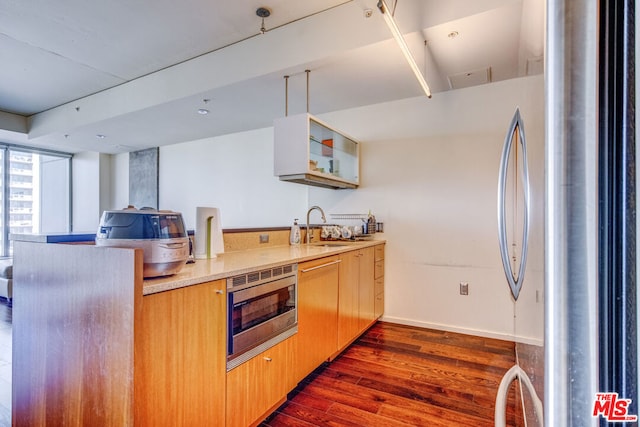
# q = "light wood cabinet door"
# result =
<box><xmin>338</xmin><ymin>250</ymin><xmax>361</xmax><ymax>351</ymax></box>
<box><xmin>374</xmin><ymin>277</ymin><xmax>385</xmax><ymax>319</ymax></box>
<box><xmin>226</xmin><ymin>337</ymin><xmax>293</xmax><ymax>427</ymax></box>
<box><xmin>136</xmin><ymin>287</ymin><xmax>185</xmax><ymax>426</ymax></box>
<box><xmin>226</xmin><ymin>364</ymin><xmax>248</xmax><ymax>427</ymax></box>
<box><xmin>374</xmin><ymin>244</ymin><xmax>385</xmax><ymax>266</ymax></box>
<box><xmin>247</xmin><ymin>339</ymin><xmax>290</xmax><ymax>423</ymax></box>
<box><xmin>183</xmin><ymin>280</ymin><xmax>226</xmax><ymax>426</ymax></box>
<box><xmin>374</xmin><ymin>243</ymin><xmax>385</xmax><ymax>319</ymax></box>
<box><xmin>358</xmin><ymin>246</ymin><xmax>375</xmax><ymax>331</ymax></box>
<box><xmin>135</xmin><ymin>280</ymin><xmax>226</xmax><ymax>426</ymax></box>
<box><xmin>295</xmin><ymin>256</ymin><xmax>340</xmax><ymax>382</ymax></box>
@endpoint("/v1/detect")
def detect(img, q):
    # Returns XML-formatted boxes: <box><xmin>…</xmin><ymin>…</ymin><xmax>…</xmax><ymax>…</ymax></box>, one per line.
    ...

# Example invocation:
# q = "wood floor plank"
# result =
<box><xmin>287</xmin><ymin>390</ymin><xmax>335</xmax><ymax>413</ymax></box>
<box><xmin>377</xmin><ymin>401</ymin><xmax>491</xmax><ymax>427</ymax></box>
<box><xmin>261</xmin><ymin>411</ymin><xmax>317</xmax><ymax>427</ymax></box>
<box><xmin>348</xmin><ymin>343</ymin><xmax>511</xmax><ymax>380</ymax></box>
<box><xmin>298</xmin><ymin>379</ymin><xmax>383</xmax><ymax>414</ymax></box>
<box><xmin>357</xmin><ymin>337</ymin><xmax>515</xmax><ymax>371</ymax></box>
<box><xmin>355</xmin><ymin>376</ymin><xmax>495</xmax><ymax>420</ymax></box>
<box><xmin>326</xmin><ymin>402</ymin><xmax>413</xmax><ymax>427</ymax></box>
<box><xmin>315</xmin><ymin>367</ymin><xmax>496</xmax><ymax>425</ymax></box>
<box><xmin>274</xmin><ymin>401</ymin><xmax>364</xmax><ymax>427</ymax></box>
<box><xmin>332</xmin><ymin>350</ymin><xmax>503</xmax><ymax>391</ymax></box>
<box><xmin>328</xmin><ymin>350</ymin><xmax>505</xmax><ymax>409</ymax></box>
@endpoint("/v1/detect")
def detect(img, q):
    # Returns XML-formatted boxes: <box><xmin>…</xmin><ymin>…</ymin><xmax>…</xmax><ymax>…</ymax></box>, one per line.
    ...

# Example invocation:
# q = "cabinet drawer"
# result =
<box><xmin>374</xmin><ymin>260</ymin><xmax>384</xmax><ymax>279</ymax></box>
<box><xmin>374</xmin><ymin>291</ymin><xmax>384</xmax><ymax>318</ymax></box>
<box><xmin>226</xmin><ymin>337</ymin><xmax>292</xmax><ymax>427</ymax></box>
<box><xmin>374</xmin><ymin>244</ymin><xmax>385</xmax><ymax>261</ymax></box>
<box><xmin>375</xmin><ymin>278</ymin><xmax>384</xmax><ymax>296</ymax></box>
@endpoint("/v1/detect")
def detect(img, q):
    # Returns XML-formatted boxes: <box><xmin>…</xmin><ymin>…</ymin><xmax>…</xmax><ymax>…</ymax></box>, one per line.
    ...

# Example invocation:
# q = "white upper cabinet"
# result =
<box><xmin>274</xmin><ymin>113</ymin><xmax>360</xmax><ymax>189</ymax></box>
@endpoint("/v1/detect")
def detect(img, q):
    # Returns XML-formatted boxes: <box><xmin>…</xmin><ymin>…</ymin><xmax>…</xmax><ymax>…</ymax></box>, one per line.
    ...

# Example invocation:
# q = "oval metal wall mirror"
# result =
<box><xmin>497</xmin><ymin>108</ymin><xmax>530</xmax><ymax>301</ymax></box>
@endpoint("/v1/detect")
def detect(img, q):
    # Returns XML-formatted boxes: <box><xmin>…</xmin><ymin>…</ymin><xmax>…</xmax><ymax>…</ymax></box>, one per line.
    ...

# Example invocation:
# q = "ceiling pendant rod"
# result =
<box><xmin>256</xmin><ymin>7</ymin><xmax>271</xmax><ymax>34</ymax></box>
<box><xmin>284</xmin><ymin>75</ymin><xmax>289</xmax><ymax>116</ymax></box>
<box><xmin>305</xmin><ymin>70</ymin><xmax>310</xmax><ymax>113</ymax></box>
<box><xmin>377</xmin><ymin>0</ymin><xmax>432</xmax><ymax>98</ymax></box>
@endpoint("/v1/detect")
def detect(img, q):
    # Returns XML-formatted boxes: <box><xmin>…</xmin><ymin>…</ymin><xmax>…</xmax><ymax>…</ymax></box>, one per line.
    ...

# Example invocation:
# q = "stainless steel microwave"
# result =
<box><xmin>226</xmin><ymin>264</ymin><xmax>298</xmax><ymax>370</ymax></box>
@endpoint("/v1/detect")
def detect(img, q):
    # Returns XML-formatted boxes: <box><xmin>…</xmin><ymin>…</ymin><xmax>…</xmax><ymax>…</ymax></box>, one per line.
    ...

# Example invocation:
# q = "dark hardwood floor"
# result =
<box><xmin>261</xmin><ymin>322</ymin><xmax>522</xmax><ymax>427</ymax></box>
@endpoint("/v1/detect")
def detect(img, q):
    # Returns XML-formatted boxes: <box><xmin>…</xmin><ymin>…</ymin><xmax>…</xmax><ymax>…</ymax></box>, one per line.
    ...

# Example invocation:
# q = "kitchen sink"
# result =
<box><xmin>311</xmin><ymin>242</ymin><xmax>351</xmax><ymax>248</ymax></box>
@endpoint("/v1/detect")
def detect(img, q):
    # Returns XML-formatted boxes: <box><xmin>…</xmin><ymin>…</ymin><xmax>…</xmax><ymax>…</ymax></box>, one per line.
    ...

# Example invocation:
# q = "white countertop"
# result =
<box><xmin>142</xmin><ymin>239</ymin><xmax>385</xmax><ymax>295</ymax></box>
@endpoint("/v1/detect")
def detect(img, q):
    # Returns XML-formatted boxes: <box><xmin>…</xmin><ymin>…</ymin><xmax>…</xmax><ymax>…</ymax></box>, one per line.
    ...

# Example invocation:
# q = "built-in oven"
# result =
<box><xmin>226</xmin><ymin>263</ymin><xmax>297</xmax><ymax>370</ymax></box>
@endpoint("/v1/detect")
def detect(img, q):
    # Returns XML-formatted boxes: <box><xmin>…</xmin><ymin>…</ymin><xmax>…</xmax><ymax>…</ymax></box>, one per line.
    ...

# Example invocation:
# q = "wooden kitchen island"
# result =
<box><xmin>12</xmin><ymin>237</ymin><xmax>385</xmax><ymax>426</ymax></box>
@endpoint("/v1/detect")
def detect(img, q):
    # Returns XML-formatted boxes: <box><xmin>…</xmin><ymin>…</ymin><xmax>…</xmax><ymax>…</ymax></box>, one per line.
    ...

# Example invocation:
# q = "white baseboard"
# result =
<box><xmin>379</xmin><ymin>315</ymin><xmax>544</xmax><ymax>347</ymax></box>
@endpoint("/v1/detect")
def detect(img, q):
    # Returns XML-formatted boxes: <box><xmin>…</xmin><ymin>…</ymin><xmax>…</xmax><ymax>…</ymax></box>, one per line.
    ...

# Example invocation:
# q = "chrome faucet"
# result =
<box><xmin>306</xmin><ymin>205</ymin><xmax>326</xmax><ymax>243</ymax></box>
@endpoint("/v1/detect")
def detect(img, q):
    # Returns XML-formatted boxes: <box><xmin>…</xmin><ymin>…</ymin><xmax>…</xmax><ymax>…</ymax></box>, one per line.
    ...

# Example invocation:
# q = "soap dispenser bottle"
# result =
<box><xmin>290</xmin><ymin>219</ymin><xmax>301</xmax><ymax>245</ymax></box>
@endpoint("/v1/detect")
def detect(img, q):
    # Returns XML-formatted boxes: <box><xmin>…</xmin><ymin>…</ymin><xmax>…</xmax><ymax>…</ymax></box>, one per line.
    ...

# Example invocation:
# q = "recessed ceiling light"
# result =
<box><xmin>197</xmin><ymin>108</ymin><xmax>210</xmax><ymax>115</ymax></box>
<box><xmin>96</xmin><ymin>134</ymin><xmax>106</xmax><ymax>139</ymax></box>
<box><xmin>448</xmin><ymin>31</ymin><xmax>459</xmax><ymax>38</ymax></box>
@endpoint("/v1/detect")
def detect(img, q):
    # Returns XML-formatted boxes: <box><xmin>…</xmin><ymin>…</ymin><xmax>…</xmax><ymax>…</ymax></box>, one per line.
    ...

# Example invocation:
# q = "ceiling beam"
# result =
<box><xmin>28</xmin><ymin>1</ymin><xmax>391</xmax><ymax>141</ymax></box>
<box><xmin>0</xmin><ymin>111</ymin><xmax>27</xmax><ymax>134</ymax></box>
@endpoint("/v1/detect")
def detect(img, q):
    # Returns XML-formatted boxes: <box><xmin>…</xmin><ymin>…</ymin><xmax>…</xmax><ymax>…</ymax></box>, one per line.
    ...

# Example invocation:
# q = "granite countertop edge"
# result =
<box><xmin>142</xmin><ymin>239</ymin><xmax>385</xmax><ymax>295</ymax></box>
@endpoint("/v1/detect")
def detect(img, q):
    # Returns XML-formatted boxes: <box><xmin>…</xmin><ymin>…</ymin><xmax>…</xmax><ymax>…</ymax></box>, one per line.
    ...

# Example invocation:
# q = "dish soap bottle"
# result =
<box><xmin>290</xmin><ymin>219</ymin><xmax>301</xmax><ymax>245</ymax></box>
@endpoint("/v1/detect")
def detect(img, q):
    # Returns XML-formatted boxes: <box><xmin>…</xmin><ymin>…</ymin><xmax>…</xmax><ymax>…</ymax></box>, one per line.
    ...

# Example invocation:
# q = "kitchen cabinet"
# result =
<box><xmin>337</xmin><ymin>245</ymin><xmax>382</xmax><ymax>352</ymax></box>
<box><xmin>136</xmin><ymin>280</ymin><xmax>226</xmax><ymax>426</ymax></box>
<box><xmin>358</xmin><ymin>246</ymin><xmax>376</xmax><ymax>331</ymax></box>
<box><xmin>226</xmin><ymin>336</ymin><xmax>295</xmax><ymax>427</ymax></box>
<box><xmin>338</xmin><ymin>250</ymin><xmax>362</xmax><ymax>351</ymax></box>
<box><xmin>182</xmin><ymin>280</ymin><xmax>227</xmax><ymax>423</ymax></box>
<box><xmin>374</xmin><ymin>244</ymin><xmax>385</xmax><ymax>319</ymax></box>
<box><xmin>294</xmin><ymin>255</ymin><xmax>340</xmax><ymax>381</ymax></box>
<box><xmin>14</xmin><ymin>239</ymin><xmax>386</xmax><ymax>427</ymax></box>
<box><xmin>13</xmin><ymin>244</ymin><xmax>145</xmax><ymax>426</ymax></box>
<box><xmin>13</xmin><ymin>244</ymin><xmax>227</xmax><ymax>426</ymax></box>
<box><xmin>274</xmin><ymin>113</ymin><xmax>360</xmax><ymax>189</ymax></box>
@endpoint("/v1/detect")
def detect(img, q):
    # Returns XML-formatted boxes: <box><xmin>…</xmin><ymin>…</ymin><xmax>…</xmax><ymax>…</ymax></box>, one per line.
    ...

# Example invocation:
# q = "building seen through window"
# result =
<box><xmin>0</xmin><ymin>148</ymin><xmax>71</xmax><ymax>257</ymax></box>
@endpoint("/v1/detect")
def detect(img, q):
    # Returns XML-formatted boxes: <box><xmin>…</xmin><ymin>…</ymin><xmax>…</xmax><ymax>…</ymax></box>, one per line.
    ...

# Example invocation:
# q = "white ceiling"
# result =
<box><xmin>0</xmin><ymin>0</ymin><xmax>544</xmax><ymax>154</ymax></box>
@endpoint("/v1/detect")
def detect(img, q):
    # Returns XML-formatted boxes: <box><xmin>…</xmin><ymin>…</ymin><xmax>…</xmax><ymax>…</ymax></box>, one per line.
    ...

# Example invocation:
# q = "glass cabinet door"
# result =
<box><xmin>274</xmin><ymin>113</ymin><xmax>360</xmax><ymax>189</ymax></box>
<box><xmin>308</xmin><ymin>118</ymin><xmax>358</xmax><ymax>184</ymax></box>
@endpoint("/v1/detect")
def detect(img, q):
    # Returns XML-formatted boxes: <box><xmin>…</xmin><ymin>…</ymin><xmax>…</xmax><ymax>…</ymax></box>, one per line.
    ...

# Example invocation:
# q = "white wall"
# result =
<box><xmin>72</xmin><ymin>152</ymin><xmax>101</xmax><ymax>231</ymax></box>
<box><xmin>71</xmin><ymin>152</ymin><xmax>122</xmax><ymax>233</ymax></box>
<box><xmin>110</xmin><ymin>151</ymin><xmax>129</xmax><ymax>210</ymax></box>
<box><xmin>315</xmin><ymin>75</ymin><xmax>544</xmax><ymax>343</ymax></box>
<box><xmin>40</xmin><ymin>156</ymin><xmax>70</xmax><ymax>233</ymax></box>
<box><xmin>106</xmin><ymin>75</ymin><xmax>544</xmax><ymax>342</ymax></box>
<box><xmin>157</xmin><ymin>130</ymin><xmax>309</xmax><ymax>229</ymax></box>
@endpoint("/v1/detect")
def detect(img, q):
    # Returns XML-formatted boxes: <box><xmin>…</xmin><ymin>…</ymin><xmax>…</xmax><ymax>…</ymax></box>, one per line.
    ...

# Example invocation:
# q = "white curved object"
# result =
<box><xmin>495</xmin><ymin>364</ymin><xmax>543</xmax><ymax>427</ymax></box>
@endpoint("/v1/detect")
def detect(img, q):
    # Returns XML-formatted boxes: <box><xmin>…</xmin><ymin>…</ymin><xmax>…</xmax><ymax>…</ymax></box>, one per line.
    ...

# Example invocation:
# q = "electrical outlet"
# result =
<box><xmin>259</xmin><ymin>234</ymin><xmax>269</xmax><ymax>243</ymax></box>
<box><xmin>460</xmin><ymin>282</ymin><xmax>469</xmax><ymax>295</ymax></box>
